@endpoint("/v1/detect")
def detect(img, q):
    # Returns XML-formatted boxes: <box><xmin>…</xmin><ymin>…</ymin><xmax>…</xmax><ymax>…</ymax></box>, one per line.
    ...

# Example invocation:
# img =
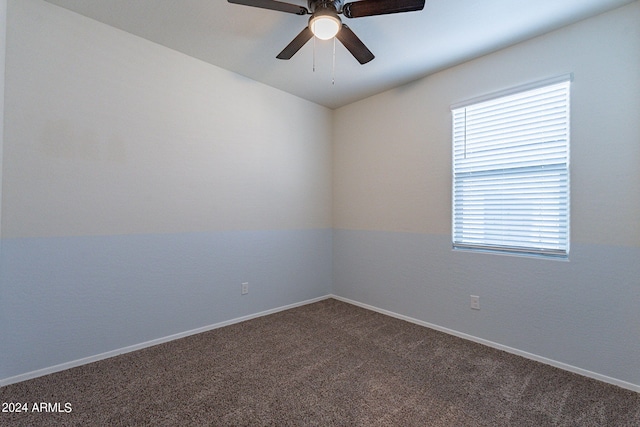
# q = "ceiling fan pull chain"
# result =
<box><xmin>313</xmin><ymin>36</ymin><xmax>316</xmax><ymax>72</ymax></box>
<box><xmin>332</xmin><ymin>37</ymin><xmax>336</xmax><ymax>85</ymax></box>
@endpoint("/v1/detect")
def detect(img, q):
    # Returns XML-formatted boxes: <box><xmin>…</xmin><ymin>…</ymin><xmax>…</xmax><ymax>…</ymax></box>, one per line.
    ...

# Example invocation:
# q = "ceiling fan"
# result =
<box><xmin>227</xmin><ymin>0</ymin><xmax>426</xmax><ymax>64</ymax></box>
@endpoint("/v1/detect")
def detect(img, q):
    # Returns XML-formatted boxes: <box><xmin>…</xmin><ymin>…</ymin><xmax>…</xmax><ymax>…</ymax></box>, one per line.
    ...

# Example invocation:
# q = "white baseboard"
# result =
<box><xmin>330</xmin><ymin>294</ymin><xmax>640</xmax><ymax>393</ymax></box>
<box><xmin>0</xmin><ymin>295</ymin><xmax>331</xmax><ymax>387</ymax></box>
<box><xmin>4</xmin><ymin>293</ymin><xmax>638</xmax><ymax>393</ymax></box>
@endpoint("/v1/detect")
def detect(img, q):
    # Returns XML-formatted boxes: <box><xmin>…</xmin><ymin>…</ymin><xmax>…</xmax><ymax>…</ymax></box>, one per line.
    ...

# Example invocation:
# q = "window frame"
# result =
<box><xmin>451</xmin><ymin>75</ymin><xmax>572</xmax><ymax>259</ymax></box>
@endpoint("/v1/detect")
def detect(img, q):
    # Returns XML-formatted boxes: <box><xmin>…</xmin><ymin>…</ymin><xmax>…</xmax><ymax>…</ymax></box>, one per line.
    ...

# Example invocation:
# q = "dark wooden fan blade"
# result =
<box><xmin>336</xmin><ymin>24</ymin><xmax>374</xmax><ymax>64</ymax></box>
<box><xmin>342</xmin><ymin>0</ymin><xmax>425</xmax><ymax>18</ymax></box>
<box><xmin>228</xmin><ymin>0</ymin><xmax>308</xmax><ymax>15</ymax></box>
<box><xmin>276</xmin><ymin>27</ymin><xmax>314</xmax><ymax>59</ymax></box>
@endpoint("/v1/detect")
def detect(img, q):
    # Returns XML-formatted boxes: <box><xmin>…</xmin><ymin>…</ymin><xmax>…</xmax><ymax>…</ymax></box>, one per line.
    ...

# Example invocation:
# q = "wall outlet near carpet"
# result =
<box><xmin>241</xmin><ymin>282</ymin><xmax>249</xmax><ymax>295</ymax></box>
<box><xmin>470</xmin><ymin>295</ymin><xmax>480</xmax><ymax>310</ymax></box>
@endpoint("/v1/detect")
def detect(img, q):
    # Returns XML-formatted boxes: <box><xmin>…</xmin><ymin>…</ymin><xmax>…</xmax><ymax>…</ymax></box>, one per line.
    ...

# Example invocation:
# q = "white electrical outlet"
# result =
<box><xmin>241</xmin><ymin>282</ymin><xmax>249</xmax><ymax>295</ymax></box>
<box><xmin>470</xmin><ymin>295</ymin><xmax>480</xmax><ymax>310</ymax></box>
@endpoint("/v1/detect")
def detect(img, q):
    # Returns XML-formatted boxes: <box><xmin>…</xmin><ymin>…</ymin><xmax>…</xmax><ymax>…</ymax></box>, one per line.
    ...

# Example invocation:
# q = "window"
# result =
<box><xmin>451</xmin><ymin>76</ymin><xmax>571</xmax><ymax>258</ymax></box>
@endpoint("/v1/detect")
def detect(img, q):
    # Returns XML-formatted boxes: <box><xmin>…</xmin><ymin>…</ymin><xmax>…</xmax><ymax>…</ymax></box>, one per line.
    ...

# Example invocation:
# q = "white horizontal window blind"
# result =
<box><xmin>452</xmin><ymin>79</ymin><xmax>570</xmax><ymax>258</ymax></box>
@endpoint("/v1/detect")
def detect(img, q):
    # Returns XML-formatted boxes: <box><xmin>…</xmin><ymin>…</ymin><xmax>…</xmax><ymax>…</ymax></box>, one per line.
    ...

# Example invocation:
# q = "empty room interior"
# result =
<box><xmin>0</xmin><ymin>0</ymin><xmax>639</xmax><ymax>424</ymax></box>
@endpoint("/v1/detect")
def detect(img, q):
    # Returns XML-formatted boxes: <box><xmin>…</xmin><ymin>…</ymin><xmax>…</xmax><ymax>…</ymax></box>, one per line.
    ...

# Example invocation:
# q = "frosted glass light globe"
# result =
<box><xmin>310</xmin><ymin>15</ymin><xmax>341</xmax><ymax>40</ymax></box>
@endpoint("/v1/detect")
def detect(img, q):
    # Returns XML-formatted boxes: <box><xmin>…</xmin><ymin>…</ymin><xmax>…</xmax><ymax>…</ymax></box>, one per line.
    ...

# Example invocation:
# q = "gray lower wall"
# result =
<box><xmin>1</xmin><ymin>229</ymin><xmax>332</xmax><ymax>381</ymax></box>
<box><xmin>333</xmin><ymin>229</ymin><xmax>640</xmax><ymax>388</ymax></box>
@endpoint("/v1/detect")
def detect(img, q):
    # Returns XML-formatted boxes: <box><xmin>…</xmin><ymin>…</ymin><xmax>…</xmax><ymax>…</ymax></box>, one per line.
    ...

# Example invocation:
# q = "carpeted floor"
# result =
<box><xmin>1</xmin><ymin>298</ymin><xmax>639</xmax><ymax>426</ymax></box>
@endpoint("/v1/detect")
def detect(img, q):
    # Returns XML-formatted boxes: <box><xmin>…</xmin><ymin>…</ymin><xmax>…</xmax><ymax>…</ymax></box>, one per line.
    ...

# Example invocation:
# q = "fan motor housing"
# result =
<box><xmin>308</xmin><ymin>0</ymin><xmax>343</xmax><ymax>13</ymax></box>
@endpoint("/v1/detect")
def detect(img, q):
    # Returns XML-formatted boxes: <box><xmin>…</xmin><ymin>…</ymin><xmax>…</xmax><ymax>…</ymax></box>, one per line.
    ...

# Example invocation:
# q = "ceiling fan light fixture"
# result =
<box><xmin>310</xmin><ymin>12</ymin><xmax>341</xmax><ymax>40</ymax></box>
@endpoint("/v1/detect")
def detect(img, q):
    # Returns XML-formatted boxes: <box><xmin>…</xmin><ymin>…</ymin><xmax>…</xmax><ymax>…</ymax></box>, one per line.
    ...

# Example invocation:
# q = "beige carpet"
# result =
<box><xmin>1</xmin><ymin>298</ymin><xmax>639</xmax><ymax>426</ymax></box>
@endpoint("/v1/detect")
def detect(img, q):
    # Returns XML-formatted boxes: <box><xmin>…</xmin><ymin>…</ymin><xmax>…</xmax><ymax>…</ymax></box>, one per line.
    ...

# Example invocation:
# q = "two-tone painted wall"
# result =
<box><xmin>0</xmin><ymin>0</ymin><xmax>332</xmax><ymax>383</ymax></box>
<box><xmin>2</xmin><ymin>0</ymin><xmax>639</xmax><ymax>392</ymax></box>
<box><xmin>333</xmin><ymin>1</ymin><xmax>640</xmax><ymax>390</ymax></box>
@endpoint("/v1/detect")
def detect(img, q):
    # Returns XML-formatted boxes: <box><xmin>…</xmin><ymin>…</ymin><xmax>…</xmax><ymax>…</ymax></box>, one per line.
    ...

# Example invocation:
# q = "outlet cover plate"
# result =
<box><xmin>470</xmin><ymin>295</ymin><xmax>480</xmax><ymax>310</ymax></box>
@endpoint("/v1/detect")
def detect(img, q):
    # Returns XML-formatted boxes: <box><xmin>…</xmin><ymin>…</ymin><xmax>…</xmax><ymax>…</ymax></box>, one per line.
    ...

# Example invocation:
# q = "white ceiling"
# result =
<box><xmin>44</xmin><ymin>0</ymin><xmax>634</xmax><ymax>109</ymax></box>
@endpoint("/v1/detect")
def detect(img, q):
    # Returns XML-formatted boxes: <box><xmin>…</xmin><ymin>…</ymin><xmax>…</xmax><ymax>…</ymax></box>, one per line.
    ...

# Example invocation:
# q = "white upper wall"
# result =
<box><xmin>333</xmin><ymin>1</ymin><xmax>640</xmax><ymax>248</ymax></box>
<box><xmin>2</xmin><ymin>0</ymin><xmax>332</xmax><ymax>239</ymax></box>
